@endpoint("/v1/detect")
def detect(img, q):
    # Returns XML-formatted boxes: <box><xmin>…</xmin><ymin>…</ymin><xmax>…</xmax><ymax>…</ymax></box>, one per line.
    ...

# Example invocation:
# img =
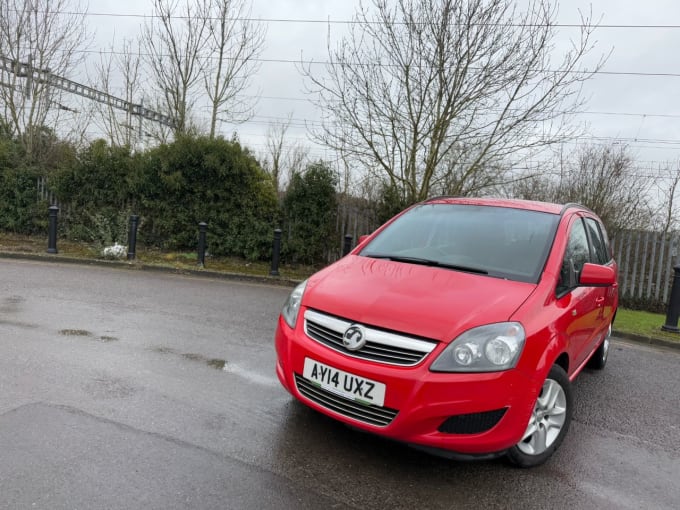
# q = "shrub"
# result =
<box><xmin>0</xmin><ymin>164</ymin><xmax>48</xmax><ymax>234</ymax></box>
<box><xmin>52</xmin><ymin>140</ymin><xmax>142</xmax><ymax>243</ymax></box>
<box><xmin>282</xmin><ymin>162</ymin><xmax>338</xmax><ymax>265</ymax></box>
<box><xmin>139</xmin><ymin>136</ymin><xmax>278</xmax><ymax>260</ymax></box>
<box><xmin>0</xmin><ymin>135</ymin><xmax>48</xmax><ymax>234</ymax></box>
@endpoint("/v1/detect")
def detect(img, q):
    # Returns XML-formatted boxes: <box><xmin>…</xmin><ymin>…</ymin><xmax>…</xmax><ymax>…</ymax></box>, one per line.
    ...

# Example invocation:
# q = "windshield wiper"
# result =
<box><xmin>364</xmin><ymin>254</ymin><xmax>488</xmax><ymax>275</ymax></box>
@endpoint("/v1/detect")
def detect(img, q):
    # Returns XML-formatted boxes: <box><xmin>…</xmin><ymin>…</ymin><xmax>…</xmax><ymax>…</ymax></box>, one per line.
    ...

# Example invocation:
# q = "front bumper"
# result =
<box><xmin>275</xmin><ymin>315</ymin><xmax>541</xmax><ymax>456</ymax></box>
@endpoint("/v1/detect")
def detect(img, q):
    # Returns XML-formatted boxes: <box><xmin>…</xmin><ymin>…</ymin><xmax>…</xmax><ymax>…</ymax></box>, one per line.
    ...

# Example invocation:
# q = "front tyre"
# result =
<box><xmin>507</xmin><ymin>365</ymin><xmax>573</xmax><ymax>468</ymax></box>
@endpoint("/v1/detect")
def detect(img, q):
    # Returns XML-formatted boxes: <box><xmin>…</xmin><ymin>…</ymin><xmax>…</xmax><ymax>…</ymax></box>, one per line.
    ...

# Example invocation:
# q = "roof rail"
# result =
<box><xmin>560</xmin><ymin>202</ymin><xmax>594</xmax><ymax>215</ymax></box>
<box><xmin>424</xmin><ymin>195</ymin><xmax>457</xmax><ymax>203</ymax></box>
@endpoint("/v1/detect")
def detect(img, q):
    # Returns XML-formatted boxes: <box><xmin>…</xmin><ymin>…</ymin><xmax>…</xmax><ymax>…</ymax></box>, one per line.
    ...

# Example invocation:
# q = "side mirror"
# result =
<box><xmin>579</xmin><ymin>263</ymin><xmax>616</xmax><ymax>287</ymax></box>
<box><xmin>358</xmin><ymin>234</ymin><xmax>370</xmax><ymax>244</ymax></box>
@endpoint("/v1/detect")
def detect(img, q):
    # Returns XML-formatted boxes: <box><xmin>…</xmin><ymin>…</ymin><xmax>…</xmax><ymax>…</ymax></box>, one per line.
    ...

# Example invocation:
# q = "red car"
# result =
<box><xmin>275</xmin><ymin>197</ymin><xmax>618</xmax><ymax>467</ymax></box>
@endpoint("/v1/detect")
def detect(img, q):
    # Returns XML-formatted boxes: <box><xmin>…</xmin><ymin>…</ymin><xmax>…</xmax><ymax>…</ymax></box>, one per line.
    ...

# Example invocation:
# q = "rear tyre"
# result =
<box><xmin>507</xmin><ymin>364</ymin><xmax>572</xmax><ymax>468</ymax></box>
<box><xmin>587</xmin><ymin>323</ymin><xmax>612</xmax><ymax>370</ymax></box>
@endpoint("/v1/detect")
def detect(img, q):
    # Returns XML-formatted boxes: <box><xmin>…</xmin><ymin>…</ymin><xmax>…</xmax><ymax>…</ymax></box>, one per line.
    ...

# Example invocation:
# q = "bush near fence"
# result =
<box><xmin>281</xmin><ymin>162</ymin><xmax>338</xmax><ymax>265</ymax></box>
<box><xmin>137</xmin><ymin>136</ymin><xmax>278</xmax><ymax>261</ymax></box>
<box><xmin>2</xmin><ymin>136</ymin><xmax>361</xmax><ymax>264</ymax></box>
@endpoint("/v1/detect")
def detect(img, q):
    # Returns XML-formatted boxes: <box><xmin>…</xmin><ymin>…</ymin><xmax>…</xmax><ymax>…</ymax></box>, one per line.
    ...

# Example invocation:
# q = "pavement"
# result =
<box><xmin>2</xmin><ymin>249</ymin><xmax>679</xmax><ymax>352</ymax></box>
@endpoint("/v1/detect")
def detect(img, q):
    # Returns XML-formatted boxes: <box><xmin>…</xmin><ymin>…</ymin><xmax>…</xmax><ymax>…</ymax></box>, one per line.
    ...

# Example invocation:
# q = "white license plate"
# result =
<box><xmin>303</xmin><ymin>358</ymin><xmax>386</xmax><ymax>407</ymax></box>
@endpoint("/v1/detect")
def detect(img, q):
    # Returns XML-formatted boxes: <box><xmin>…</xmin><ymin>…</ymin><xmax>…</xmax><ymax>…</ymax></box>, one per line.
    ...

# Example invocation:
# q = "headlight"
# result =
<box><xmin>430</xmin><ymin>322</ymin><xmax>525</xmax><ymax>372</ymax></box>
<box><xmin>281</xmin><ymin>280</ymin><xmax>307</xmax><ymax>329</ymax></box>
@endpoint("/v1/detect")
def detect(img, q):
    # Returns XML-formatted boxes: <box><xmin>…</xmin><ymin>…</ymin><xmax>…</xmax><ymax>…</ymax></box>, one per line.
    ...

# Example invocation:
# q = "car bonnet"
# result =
<box><xmin>302</xmin><ymin>255</ymin><xmax>537</xmax><ymax>343</ymax></box>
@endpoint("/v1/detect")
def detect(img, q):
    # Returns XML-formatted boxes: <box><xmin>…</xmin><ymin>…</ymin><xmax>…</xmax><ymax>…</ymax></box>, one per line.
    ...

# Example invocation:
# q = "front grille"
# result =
<box><xmin>304</xmin><ymin>310</ymin><xmax>437</xmax><ymax>366</ymax></box>
<box><xmin>295</xmin><ymin>374</ymin><xmax>399</xmax><ymax>427</ymax></box>
<box><xmin>438</xmin><ymin>408</ymin><xmax>507</xmax><ymax>434</ymax></box>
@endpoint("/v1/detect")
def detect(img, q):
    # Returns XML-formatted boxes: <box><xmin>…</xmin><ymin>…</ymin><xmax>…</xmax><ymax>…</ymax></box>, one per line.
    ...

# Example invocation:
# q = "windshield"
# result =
<box><xmin>361</xmin><ymin>203</ymin><xmax>559</xmax><ymax>283</ymax></box>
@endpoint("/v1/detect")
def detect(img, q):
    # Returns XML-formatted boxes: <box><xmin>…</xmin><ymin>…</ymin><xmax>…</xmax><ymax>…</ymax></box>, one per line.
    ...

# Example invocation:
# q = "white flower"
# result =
<box><xmin>102</xmin><ymin>243</ymin><xmax>127</xmax><ymax>259</ymax></box>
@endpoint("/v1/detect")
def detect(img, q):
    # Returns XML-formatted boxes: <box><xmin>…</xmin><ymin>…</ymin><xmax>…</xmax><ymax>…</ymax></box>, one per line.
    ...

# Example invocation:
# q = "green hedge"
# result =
<box><xmin>51</xmin><ymin>140</ymin><xmax>141</xmax><ymax>246</ymax></box>
<box><xmin>138</xmin><ymin>136</ymin><xmax>278</xmax><ymax>260</ymax></box>
<box><xmin>2</xmin><ymin>131</ymin><xmax>344</xmax><ymax>265</ymax></box>
<box><xmin>50</xmin><ymin>136</ymin><xmax>279</xmax><ymax>260</ymax></box>
<box><xmin>0</xmin><ymin>135</ymin><xmax>47</xmax><ymax>234</ymax></box>
<box><xmin>282</xmin><ymin>162</ymin><xmax>338</xmax><ymax>265</ymax></box>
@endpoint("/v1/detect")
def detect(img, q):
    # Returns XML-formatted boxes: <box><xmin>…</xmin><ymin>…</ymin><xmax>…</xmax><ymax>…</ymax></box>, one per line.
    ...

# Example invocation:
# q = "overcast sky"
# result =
<box><xmin>78</xmin><ymin>0</ymin><xmax>680</xmax><ymax>173</ymax></box>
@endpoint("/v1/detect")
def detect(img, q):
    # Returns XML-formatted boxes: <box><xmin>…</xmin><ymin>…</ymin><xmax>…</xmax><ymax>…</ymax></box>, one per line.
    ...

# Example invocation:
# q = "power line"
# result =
<box><xmin>74</xmin><ymin>47</ymin><xmax>680</xmax><ymax>78</ymax></box>
<box><xmin>42</xmin><ymin>94</ymin><xmax>680</xmax><ymax>152</ymax></box>
<box><xmin>210</xmin><ymin>109</ymin><xmax>680</xmax><ymax>126</ymax></box>
<box><xmin>198</xmin><ymin>97</ymin><xmax>680</xmax><ymax>121</ymax></box>
<box><xmin>213</xmin><ymin>113</ymin><xmax>680</xmax><ymax>150</ymax></box>
<box><xmin>18</xmin><ymin>10</ymin><xmax>680</xmax><ymax>30</ymax></box>
<box><xmin>577</xmin><ymin>110</ymin><xmax>680</xmax><ymax>119</ymax></box>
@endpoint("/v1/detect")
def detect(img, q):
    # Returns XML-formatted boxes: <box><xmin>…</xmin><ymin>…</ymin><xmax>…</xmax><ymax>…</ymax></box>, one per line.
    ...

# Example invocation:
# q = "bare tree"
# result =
<box><xmin>265</xmin><ymin>116</ymin><xmax>288</xmax><ymax>194</ymax></box>
<box><xmin>264</xmin><ymin>114</ymin><xmax>308</xmax><ymax>193</ymax></box>
<box><xmin>303</xmin><ymin>0</ymin><xmax>605</xmax><ymax>204</ymax></box>
<box><xmin>92</xmin><ymin>38</ymin><xmax>145</xmax><ymax>148</ymax></box>
<box><xmin>203</xmin><ymin>0</ymin><xmax>265</xmax><ymax>138</ymax></box>
<box><xmin>653</xmin><ymin>162</ymin><xmax>680</xmax><ymax>235</ymax></box>
<box><xmin>513</xmin><ymin>144</ymin><xmax>653</xmax><ymax>236</ymax></box>
<box><xmin>0</xmin><ymin>0</ymin><xmax>89</xmax><ymax>159</ymax></box>
<box><xmin>435</xmin><ymin>149</ymin><xmax>512</xmax><ymax>197</ymax></box>
<box><xmin>142</xmin><ymin>0</ymin><xmax>210</xmax><ymax>137</ymax></box>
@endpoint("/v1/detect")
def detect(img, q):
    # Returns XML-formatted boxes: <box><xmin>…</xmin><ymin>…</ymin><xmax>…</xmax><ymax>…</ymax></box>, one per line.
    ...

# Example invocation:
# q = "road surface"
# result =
<box><xmin>0</xmin><ymin>259</ymin><xmax>678</xmax><ymax>509</ymax></box>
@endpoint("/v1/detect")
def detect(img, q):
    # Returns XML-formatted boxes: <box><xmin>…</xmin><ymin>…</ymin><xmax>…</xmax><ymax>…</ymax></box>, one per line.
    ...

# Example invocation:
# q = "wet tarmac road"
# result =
<box><xmin>0</xmin><ymin>258</ymin><xmax>678</xmax><ymax>509</ymax></box>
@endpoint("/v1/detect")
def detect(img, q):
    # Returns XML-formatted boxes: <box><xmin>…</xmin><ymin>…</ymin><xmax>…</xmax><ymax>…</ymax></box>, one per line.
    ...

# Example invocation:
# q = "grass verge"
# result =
<box><xmin>615</xmin><ymin>308</ymin><xmax>680</xmax><ymax>343</ymax></box>
<box><xmin>0</xmin><ymin>232</ymin><xmax>316</xmax><ymax>281</ymax></box>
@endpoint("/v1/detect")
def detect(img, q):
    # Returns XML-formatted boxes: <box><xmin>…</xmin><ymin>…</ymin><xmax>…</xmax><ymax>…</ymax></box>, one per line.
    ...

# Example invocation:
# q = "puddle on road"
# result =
<box><xmin>0</xmin><ymin>319</ymin><xmax>38</xmax><ymax>329</ymax></box>
<box><xmin>59</xmin><ymin>329</ymin><xmax>93</xmax><ymax>337</ymax></box>
<box><xmin>206</xmin><ymin>358</ymin><xmax>226</xmax><ymax>370</ymax></box>
<box><xmin>181</xmin><ymin>352</ymin><xmax>204</xmax><ymax>362</ymax></box>
<box><xmin>58</xmin><ymin>330</ymin><xmax>119</xmax><ymax>343</ymax></box>
<box><xmin>151</xmin><ymin>346</ymin><xmax>177</xmax><ymax>355</ymax></box>
<box><xmin>0</xmin><ymin>295</ymin><xmax>24</xmax><ymax>313</ymax></box>
<box><xmin>150</xmin><ymin>345</ymin><xmax>227</xmax><ymax>371</ymax></box>
<box><xmin>181</xmin><ymin>352</ymin><xmax>227</xmax><ymax>370</ymax></box>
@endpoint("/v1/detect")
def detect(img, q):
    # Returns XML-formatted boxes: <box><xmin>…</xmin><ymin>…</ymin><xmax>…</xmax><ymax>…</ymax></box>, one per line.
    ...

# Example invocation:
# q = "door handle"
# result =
<box><xmin>595</xmin><ymin>297</ymin><xmax>605</xmax><ymax>305</ymax></box>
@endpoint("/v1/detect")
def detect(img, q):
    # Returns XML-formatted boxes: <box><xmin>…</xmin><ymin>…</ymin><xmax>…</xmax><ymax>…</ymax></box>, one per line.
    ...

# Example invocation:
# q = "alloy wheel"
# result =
<box><xmin>517</xmin><ymin>378</ymin><xmax>567</xmax><ymax>456</ymax></box>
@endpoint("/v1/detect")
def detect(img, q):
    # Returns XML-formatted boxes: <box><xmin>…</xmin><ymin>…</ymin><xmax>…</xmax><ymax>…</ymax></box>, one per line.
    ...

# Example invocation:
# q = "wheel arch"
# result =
<box><xmin>553</xmin><ymin>352</ymin><xmax>570</xmax><ymax>374</ymax></box>
<box><xmin>534</xmin><ymin>332</ymin><xmax>570</xmax><ymax>381</ymax></box>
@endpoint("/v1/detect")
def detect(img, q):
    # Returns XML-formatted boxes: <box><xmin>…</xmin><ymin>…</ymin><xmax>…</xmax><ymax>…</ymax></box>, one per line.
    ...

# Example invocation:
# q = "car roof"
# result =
<box><xmin>423</xmin><ymin>197</ymin><xmax>582</xmax><ymax>216</ymax></box>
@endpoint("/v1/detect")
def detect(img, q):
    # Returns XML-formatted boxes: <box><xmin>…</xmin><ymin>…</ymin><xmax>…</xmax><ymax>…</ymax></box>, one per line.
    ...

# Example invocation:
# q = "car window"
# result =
<box><xmin>360</xmin><ymin>204</ymin><xmax>560</xmax><ymax>283</ymax></box>
<box><xmin>585</xmin><ymin>218</ymin><xmax>610</xmax><ymax>264</ymax></box>
<box><xmin>557</xmin><ymin>218</ymin><xmax>590</xmax><ymax>295</ymax></box>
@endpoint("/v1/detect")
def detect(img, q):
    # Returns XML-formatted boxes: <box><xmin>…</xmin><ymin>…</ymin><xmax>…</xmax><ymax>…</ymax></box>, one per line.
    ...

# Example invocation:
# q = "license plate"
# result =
<box><xmin>303</xmin><ymin>358</ymin><xmax>386</xmax><ymax>407</ymax></box>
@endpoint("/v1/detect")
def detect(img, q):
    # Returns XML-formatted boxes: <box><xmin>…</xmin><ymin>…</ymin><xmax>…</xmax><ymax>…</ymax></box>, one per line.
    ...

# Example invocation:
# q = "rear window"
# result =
<box><xmin>361</xmin><ymin>204</ymin><xmax>559</xmax><ymax>283</ymax></box>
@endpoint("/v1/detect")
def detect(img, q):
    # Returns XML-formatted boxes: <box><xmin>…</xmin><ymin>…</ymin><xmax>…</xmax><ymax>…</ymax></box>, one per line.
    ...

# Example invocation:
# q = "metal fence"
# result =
<box><xmin>611</xmin><ymin>230</ymin><xmax>678</xmax><ymax>308</ymax></box>
<box><xmin>37</xmin><ymin>176</ymin><xmax>58</xmax><ymax>206</ymax></box>
<box><xmin>334</xmin><ymin>197</ymin><xmax>378</xmax><ymax>257</ymax></box>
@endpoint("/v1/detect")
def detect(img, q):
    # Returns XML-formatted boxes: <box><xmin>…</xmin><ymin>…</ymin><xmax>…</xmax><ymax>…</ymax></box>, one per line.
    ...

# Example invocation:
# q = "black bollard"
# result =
<box><xmin>127</xmin><ymin>214</ymin><xmax>139</xmax><ymax>260</ymax></box>
<box><xmin>47</xmin><ymin>205</ymin><xmax>59</xmax><ymax>254</ymax></box>
<box><xmin>342</xmin><ymin>234</ymin><xmax>353</xmax><ymax>257</ymax></box>
<box><xmin>270</xmin><ymin>228</ymin><xmax>282</xmax><ymax>276</ymax></box>
<box><xmin>662</xmin><ymin>265</ymin><xmax>680</xmax><ymax>332</ymax></box>
<box><xmin>197</xmin><ymin>222</ymin><xmax>208</xmax><ymax>267</ymax></box>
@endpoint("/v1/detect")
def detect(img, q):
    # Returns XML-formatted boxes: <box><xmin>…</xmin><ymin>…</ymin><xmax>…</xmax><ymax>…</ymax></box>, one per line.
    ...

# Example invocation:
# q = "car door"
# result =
<box><xmin>555</xmin><ymin>214</ymin><xmax>603</xmax><ymax>372</ymax></box>
<box><xmin>582</xmin><ymin>216</ymin><xmax>617</xmax><ymax>348</ymax></box>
